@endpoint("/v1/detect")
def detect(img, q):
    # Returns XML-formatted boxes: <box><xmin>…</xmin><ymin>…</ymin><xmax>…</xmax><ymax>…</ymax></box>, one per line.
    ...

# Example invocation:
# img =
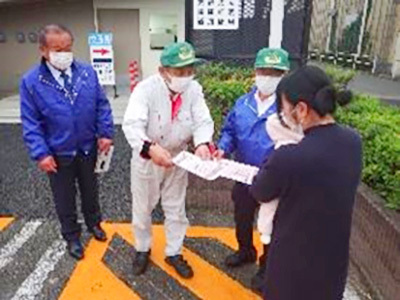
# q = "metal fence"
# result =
<box><xmin>185</xmin><ymin>0</ymin><xmax>312</xmax><ymax>68</ymax></box>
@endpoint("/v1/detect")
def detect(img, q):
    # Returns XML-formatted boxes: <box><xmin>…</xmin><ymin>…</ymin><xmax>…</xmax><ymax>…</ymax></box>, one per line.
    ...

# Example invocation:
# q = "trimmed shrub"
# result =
<box><xmin>336</xmin><ymin>95</ymin><xmax>400</xmax><ymax>210</ymax></box>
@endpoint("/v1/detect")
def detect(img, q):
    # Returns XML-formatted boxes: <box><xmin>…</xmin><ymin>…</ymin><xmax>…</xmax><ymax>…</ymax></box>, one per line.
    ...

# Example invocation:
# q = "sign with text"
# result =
<box><xmin>88</xmin><ymin>33</ymin><xmax>115</xmax><ymax>86</ymax></box>
<box><xmin>193</xmin><ymin>0</ymin><xmax>240</xmax><ymax>30</ymax></box>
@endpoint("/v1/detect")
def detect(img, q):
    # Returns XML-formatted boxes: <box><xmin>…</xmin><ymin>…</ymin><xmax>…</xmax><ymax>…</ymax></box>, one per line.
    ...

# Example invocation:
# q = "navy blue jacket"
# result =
<box><xmin>218</xmin><ymin>88</ymin><xmax>276</xmax><ymax>167</ymax></box>
<box><xmin>20</xmin><ymin>59</ymin><xmax>114</xmax><ymax>160</ymax></box>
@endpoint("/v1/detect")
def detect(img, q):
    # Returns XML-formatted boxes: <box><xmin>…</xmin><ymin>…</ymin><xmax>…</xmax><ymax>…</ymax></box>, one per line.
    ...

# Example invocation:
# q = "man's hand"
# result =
<box><xmin>98</xmin><ymin>138</ymin><xmax>113</xmax><ymax>154</ymax></box>
<box><xmin>195</xmin><ymin>144</ymin><xmax>212</xmax><ymax>160</ymax></box>
<box><xmin>149</xmin><ymin>143</ymin><xmax>173</xmax><ymax>168</ymax></box>
<box><xmin>213</xmin><ymin>149</ymin><xmax>225</xmax><ymax>160</ymax></box>
<box><xmin>38</xmin><ymin>156</ymin><xmax>57</xmax><ymax>173</ymax></box>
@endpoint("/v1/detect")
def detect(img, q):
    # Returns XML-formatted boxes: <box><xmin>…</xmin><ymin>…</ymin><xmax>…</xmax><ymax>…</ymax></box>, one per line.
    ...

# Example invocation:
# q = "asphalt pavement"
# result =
<box><xmin>0</xmin><ymin>75</ymin><xmax>382</xmax><ymax>299</ymax></box>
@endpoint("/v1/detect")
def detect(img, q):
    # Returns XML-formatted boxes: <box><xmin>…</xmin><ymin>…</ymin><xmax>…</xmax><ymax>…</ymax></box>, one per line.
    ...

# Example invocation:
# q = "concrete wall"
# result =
<box><xmin>94</xmin><ymin>0</ymin><xmax>185</xmax><ymax>79</ymax></box>
<box><xmin>334</xmin><ymin>0</ymin><xmax>365</xmax><ymax>44</ymax></box>
<box><xmin>309</xmin><ymin>0</ymin><xmax>331</xmax><ymax>51</ymax></box>
<box><xmin>97</xmin><ymin>8</ymin><xmax>141</xmax><ymax>89</ymax></box>
<box><xmin>367</xmin><ymin>0</ymin><xmax>396</xmax><ymax>62</ymax></box>
<box><xmin>350</xmin><ymin>184</ymin><xmax>400</xmax><ymax>300</ymax></box>
<box><xmin>0</xmin><ymin>0</ymin><xmax>186</xmax><ymax>94</ymax></box>
<box><xmin>391</xmin><ymin>6</ymin><xmax>400</xmax><ymax>78</ymax></box>
<box><xmin>309</xmin><ymin>0</ymin><xmax>365</xmax><ymax>53</ymax></box>
<box><xmin>0</xmin><ymin>0</ymin><xmax>95</xmax><ymax>95</ymax></box>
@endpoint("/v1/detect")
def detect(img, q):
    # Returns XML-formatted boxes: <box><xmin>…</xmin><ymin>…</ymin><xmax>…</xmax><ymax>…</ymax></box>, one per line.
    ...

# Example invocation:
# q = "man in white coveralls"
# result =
<box><xmin>122</xmin><ymin>42</ymin><xmax>214</xmax><ymax>279</ymax></box>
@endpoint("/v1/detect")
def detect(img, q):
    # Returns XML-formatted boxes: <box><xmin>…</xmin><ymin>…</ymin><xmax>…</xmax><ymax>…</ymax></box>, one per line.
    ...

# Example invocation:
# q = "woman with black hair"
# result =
<box><xmin>250</xmin><ymin>65</ymin><xmax>362</xmax><ymax>300</ymax></box>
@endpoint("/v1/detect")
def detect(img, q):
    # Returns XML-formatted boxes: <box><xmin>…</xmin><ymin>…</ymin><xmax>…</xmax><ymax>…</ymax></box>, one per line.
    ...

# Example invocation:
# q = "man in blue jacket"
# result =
<box><xmin>20</xmin><ymin>24</ymin><xmax>114</xmax><ymax>260</ymax></box>
<box><xmin>215</xmin><ymin>48</ymin><xmax>290</xmax><ymax>287</ymax></box>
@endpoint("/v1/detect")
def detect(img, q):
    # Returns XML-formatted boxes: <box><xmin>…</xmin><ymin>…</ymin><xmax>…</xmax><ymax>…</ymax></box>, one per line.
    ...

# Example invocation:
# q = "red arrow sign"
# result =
<box><xmin>93</xmin><ymin>48</ymin><xmax>110</xmax><ymax>56</ymax></box>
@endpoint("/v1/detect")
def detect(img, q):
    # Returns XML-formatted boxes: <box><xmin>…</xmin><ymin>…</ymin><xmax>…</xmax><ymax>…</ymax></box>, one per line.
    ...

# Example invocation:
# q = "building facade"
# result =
<box><xmin>0</xmin><ymin>0</ymin><xmax>185</xmax><ymax>95</ymax></box>
<box><xmin>0</xmin><ymin>0</ymin><xmax>313</xmax><ymax>95</ymax></box>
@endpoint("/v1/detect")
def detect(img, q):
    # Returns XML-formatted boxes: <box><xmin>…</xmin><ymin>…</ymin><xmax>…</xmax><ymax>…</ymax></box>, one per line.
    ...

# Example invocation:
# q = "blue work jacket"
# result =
<box><xmin>218</xmin><ymin>87</ymin><xmax>276</xmax><ymax>167</ymax></box>
<box><xmin>20</xmin><ymin>59</ymin><xmax>114</xmax><ymax>160</ymax></box>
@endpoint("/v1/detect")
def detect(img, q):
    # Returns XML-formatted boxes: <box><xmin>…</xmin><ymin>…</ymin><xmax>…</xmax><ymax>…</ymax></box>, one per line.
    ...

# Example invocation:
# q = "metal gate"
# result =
<box><xmin>185</xmin><ymin>0</ymin><xmax>312</xmax><ymax>68</ymax></box>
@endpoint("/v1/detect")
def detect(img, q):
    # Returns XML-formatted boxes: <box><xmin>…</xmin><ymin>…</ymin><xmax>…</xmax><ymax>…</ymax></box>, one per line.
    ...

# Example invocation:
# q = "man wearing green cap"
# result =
<box><xmin>214</xmin><ymin>48</ymin><xmax>290</xmax><ymax>290</ymax></box>
<box><xmin>122</xmin><ymin>42</ymin><xmax>214</xmax><ymax>278</ymax></box>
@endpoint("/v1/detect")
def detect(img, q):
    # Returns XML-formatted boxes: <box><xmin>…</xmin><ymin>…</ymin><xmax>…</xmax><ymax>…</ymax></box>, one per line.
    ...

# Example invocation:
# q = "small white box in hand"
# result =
<box><xmin>95</xmin><ymin>145</ymin><xmax>114</xmax><ymax>173</ymax></box>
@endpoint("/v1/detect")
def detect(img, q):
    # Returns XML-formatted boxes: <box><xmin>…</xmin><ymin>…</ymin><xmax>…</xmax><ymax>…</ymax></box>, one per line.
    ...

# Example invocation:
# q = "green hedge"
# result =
<box><xmin>197</xmin><ymin>63</ymin><xmax>400</xmax><ymax>210</ymax></box>
<box><xmin>196</xmin><ymin>63</ymin><xmax>253</xmax><ymax>133</ymax></box>
<box><xmin>336</xmin><ymin>95</ymin><xmax>400</xmax><ymax>210</ymax></box>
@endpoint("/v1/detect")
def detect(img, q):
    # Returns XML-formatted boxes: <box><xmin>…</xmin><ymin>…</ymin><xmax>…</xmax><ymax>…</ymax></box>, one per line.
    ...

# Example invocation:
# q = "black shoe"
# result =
<box><xmin>225</xmin><ymin>248</ymin><xmax>257</xmax><ymax>267</ymax></box>
<box><xmin>251</xmin><ymin>265</ymin><xmax>266</xmax><ymax>294</ymax></box>
<box><xmin>89</xmin><ymin>224</ymin><xmax>107</xmax><ymax>242</ymax></box>
<box><xmin>132</xmin><ymin>251</ymin><xmax>150</xmax><ymax>275</ymax></box>
<box><xmin>251</xmin><ymin>244</ymin><xmax>269</xmax><ymax>294</ymax></box>
<box><xmin>165</xmin><ymin>255</ymin><xmax>194</xmax><ymax>279</ymax></box>
<box><xmin>67</xmin><ymin>239</ymin><xmax>84</xmax><ymax>260</ymax></box>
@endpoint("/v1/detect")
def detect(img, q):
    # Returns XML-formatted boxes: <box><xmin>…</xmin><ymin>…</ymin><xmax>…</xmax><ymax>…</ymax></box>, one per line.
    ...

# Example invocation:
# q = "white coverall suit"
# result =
<box><xmin>122</xmin><ymin>74</ymin><xmax>214</xmax><ymax>256</ymax></box>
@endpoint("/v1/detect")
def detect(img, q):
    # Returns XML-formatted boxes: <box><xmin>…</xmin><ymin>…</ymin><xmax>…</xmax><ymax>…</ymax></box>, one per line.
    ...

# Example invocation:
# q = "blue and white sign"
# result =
<box><xmin>88</xmin><ymin>32</ymin><xmax>113</xmax><ymax>46</ymax></box>
<box><xmin>88</xmin><ymin>33</ymin><xmax>115</xmax><ymax>85</ymax></box>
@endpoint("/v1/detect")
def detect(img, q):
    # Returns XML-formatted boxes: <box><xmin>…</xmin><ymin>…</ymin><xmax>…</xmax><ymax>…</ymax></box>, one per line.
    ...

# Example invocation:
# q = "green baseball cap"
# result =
<box><xmin>160</xmin><ymin>42</ymin><xmax>202</xmax><ymax>68</ymax></box>
<box><xmin>254</xmin><ymin>48</ymin><xmax>290</xmax><ymax>71</ymax></box>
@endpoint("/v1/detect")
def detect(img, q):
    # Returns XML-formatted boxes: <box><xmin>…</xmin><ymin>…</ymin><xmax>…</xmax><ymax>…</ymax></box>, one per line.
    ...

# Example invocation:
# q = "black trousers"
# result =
<box><xmin>232</xmin><ymin>182</ymin><xmax>259</xmax><ymax>253</ymax></box>
<box><xmin>48</xmin><ymin>150</ymin><xmax>101</xmax><ymax>241</ymax></box>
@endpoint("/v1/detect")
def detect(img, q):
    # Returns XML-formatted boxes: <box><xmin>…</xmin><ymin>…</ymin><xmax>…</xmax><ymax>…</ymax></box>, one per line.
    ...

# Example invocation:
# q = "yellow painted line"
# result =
<box><xmin>58</xmin><ymin>222</ymin><xmax>140</xmax><ymax>300</ymax></box>
<box><xmin>0</xmin><ymin>217</ymin><xmax>15</xmax><ymax>231</ymax></box>
<box><xmin>117</xmin><ymin>224</ymin><xmax>262</xmax><ymax>300</ymax></box>
<box><xmin>59</xmin><ymin>223</ymin><xmax>262</xmax><ymax>300</ymax></box>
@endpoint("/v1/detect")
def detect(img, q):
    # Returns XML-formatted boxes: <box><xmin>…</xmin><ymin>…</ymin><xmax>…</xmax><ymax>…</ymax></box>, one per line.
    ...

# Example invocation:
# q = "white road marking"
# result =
<box><xmin>0</xmin><ymin>220</ymin><xmax>43</xmax><ymax>270</ymax></box>
<box><xmin>10</xmin><ymin>239</ymin><xmax>66</xmax><ymax>300</ymax></box>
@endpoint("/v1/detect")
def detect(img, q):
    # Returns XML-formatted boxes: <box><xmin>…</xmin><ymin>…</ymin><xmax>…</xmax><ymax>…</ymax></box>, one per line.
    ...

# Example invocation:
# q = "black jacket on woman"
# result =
<box><xmin>250</xmin><ymin>123</ymin><xmax>362</xmax><ymax>300</ymax></box>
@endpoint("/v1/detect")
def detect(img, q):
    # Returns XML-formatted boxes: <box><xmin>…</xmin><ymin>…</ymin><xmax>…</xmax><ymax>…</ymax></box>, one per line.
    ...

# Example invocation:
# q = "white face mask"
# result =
<box><xmin>280</xmin><ymin>110</ymin><xmax>303</xmax><ymax>135</ymax></box>
<box><xmin>166</xmin><ymin>74</ymin><xmax>194</xmax><ymax>93</ymax></box>
<box><xmin>256</xmin><ymin>75</ymin><xmax>282</xmax><ymax>96</ymax></box>
<box><xmin>49</xmin><ymin>51</ymin><xmax>73</xmax><ymax>71</ymax></box>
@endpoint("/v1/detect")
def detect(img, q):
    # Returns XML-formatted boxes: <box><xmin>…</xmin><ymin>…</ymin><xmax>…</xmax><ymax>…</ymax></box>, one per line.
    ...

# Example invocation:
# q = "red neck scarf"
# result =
<box><xmin>170</xmin><ymin>93</ymin><xmax>182</xmax><ymax>121</ymax></box>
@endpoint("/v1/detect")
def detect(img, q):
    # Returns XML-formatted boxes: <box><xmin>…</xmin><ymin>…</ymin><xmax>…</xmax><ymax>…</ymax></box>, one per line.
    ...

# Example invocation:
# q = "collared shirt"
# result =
<box><xmin>255</xmin><ymin>90</ymin><xmax>276</xmax><ymax>116</ymax></box>
<box><xmin>46</xmin><ymin>61</ymin><xmax>72</xmax><ymax>88</ymax></box>
<box><xmin>218</xmin><ymin>87</ymin><xmax>276</xmax><ymax>167</ymax></box>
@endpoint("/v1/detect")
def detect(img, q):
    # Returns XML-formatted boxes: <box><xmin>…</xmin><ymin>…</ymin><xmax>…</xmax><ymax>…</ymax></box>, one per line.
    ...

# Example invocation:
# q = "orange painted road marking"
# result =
<box><xmin>59</xmin><ymin>223</ymin><xmax>140</xmax><ymax>300</ymax></box>
<box><xmin>60</xmin><ymin>223</ymin><xmax>262</xmax><ymax>300</ymax></box>
<box><xmin>0</xmin><ymin>216</ymin><xmax>15</xmax><ymax>231</ymax></box>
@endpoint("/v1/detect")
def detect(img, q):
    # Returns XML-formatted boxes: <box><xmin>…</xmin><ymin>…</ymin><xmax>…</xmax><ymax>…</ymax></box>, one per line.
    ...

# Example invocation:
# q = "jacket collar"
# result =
<box><xmin>244</xmin><ymin>87</ymin><xmax>258</xmax><ymax>114</ymax></box>
<box><xmin>244</xmin><ymin>87</ymin><xmax>277</xmax><ymax>118</ymax></box>
<box><xmin>45</xmin><ymin>61</ymin><xmax>72</xmax><ymax>83</ymax></box>
<box><xmin>38</xmin><ymin>58</ymin><xmax>88</xmax><ymax>102</ymax></box>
